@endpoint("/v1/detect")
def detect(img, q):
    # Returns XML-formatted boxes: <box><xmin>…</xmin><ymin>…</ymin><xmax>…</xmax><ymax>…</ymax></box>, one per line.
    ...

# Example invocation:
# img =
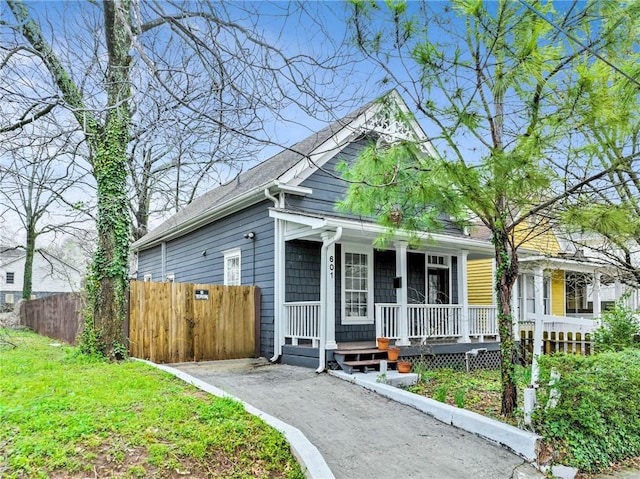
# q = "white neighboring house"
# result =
<box><xmin>555</xmin><ymin>233</ymin><xmax>640</xmax><ymax>312</ymax></box>
<box><xmin>0</xmin><ymin>247</ymin><xmax>84</xmax><ymax>309</ymax></box>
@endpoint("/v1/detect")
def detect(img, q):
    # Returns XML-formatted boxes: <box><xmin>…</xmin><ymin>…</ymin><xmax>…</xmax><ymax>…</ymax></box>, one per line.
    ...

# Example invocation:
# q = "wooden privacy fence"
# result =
<box><xmin>520</xmin><ymin>329</ymin><xmax>593</xmax><ymax>361</ymax></box>
<box><xmin>20</xmin><ymin>292</ymin><xmax>85</xmax><ymax>345</ymax></box>
<box><xmin>128</xmin><ymin>281</ymin><xmax>260</xmax><ymax>363</ymax></box>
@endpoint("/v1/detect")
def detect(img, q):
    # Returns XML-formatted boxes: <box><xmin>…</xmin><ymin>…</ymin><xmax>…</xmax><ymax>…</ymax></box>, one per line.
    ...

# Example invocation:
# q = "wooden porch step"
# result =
<box><xmin>343</xmin><ymin>359</ymin><xmax>398</xmax><ymax>366</ymax></box>
<box><xmin>333</xmin><ymin>348</ymin><xmax>381</xmax><ymax>355</ymax></box>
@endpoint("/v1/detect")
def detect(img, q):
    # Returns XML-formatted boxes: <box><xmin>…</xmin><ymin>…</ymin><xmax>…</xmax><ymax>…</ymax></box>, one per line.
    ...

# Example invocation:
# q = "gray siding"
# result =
<box><xmin>285</xmin><ymin>240</ymin><xmax>321</xmax><ymax>302</ymax></box>
<box><xmin>137</xmin><ymin>244</ymin><xmax>162</xmax><ymax>281</ymax></box>
<box><xmin>374</xmin><ymin>250</ymin><xmax>396</xmax><ymax>304</ymax></box>
<box><xmin>286</xmin><ymin>138</ymin><xmax>374</xmax><ymax>221</ymax></box>
<box><xmin>136</xmin><ymin>200</ymin><xmax>276</xmax><ymax>357</ymax></box>
<box><xmin>287</xmin><ymin>137</ymin><xmax>465</xmax><ymax>235</ymax></box>
<box><xmin>408</xmin><ymin>252</ymin><xmax>426</xmax><ymax>304</ymax></box>
<box><xmin>451</xmin><ymin>256</ymin><xmax>459</xmax><ymax>304</ymax></box>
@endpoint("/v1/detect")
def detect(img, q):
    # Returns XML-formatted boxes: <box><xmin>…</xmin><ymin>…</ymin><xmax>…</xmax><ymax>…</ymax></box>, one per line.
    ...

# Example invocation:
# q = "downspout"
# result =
<box><xmin>265</xmin><ymin>188</ymin><xmax>282</xmax><ymax>362</ymax></box>
<box><xmin>317</xmin><ymin>227</ymin><xmax>343</xmax><ymax>373</ymax></box>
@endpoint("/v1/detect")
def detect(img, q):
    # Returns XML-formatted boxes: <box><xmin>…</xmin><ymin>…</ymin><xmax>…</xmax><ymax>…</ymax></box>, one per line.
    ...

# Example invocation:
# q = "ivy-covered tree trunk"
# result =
<box><xmin>493</xmin><ymin>229</ymin><xmax>519</xmax><ymax>415</ymax></box>
<box><xmin>83</xmin><ymin>0</ymin><xmax>133</xmax><ymax>359</ymax></box>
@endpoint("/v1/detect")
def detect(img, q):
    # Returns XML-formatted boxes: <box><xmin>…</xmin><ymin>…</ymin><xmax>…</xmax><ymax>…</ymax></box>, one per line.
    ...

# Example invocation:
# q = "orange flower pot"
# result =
<box><xmin>387</xmin><ymin>347</ymin><xmax>400</xmax><ymax>361</ymax></box>
<box><xmin>377</xmin><ymin>337</ymin><xmax>389</xmax><ymax>350</ymax></box>
<box><xmin>397</xmin><ymin>361</ymin><xmax>412</xmax><ymax>373</ymax></box>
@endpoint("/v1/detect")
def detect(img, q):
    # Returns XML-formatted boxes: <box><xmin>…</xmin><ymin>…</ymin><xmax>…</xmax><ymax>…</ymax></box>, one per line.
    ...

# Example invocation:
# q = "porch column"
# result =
<box><xmin>512</xmin><ymin>276</ymin><xmax>519</xmax><ymax>340</ymax></box>
<box><xmin>534</xmin><ymin>268</ymin><xmax>544</xmax><ymax>318</ymax></box>
<box><xmin>615</xmin><ymin>278</ymin><xmax>623</xmax><ymax>301</ymax></box>
<box><xmin>322</xmin><ymin>233</ymin><xmax>338</xmax><ymax>350</ymax></box>
<box><xmin>521</xmin><ymin>274</ymin><xmax>528</xmax><ymax>321</ymax></box>
<box><xmin>395</xmin><ymin>241</ymin><xmax>410</xmax><ymax>346</ymax></box>
<box><xmin>592</xmin><ymin>272</ymin><xmax>601</xmax><ymax>319</ymax></box>
<box><xmin>531</xmin><ymin>267</ymin><xmax>545</xmax><ymax>388</ymax></box>
<box><xmin>458</xmin><ymin>250</ymin><xmax>470</xmax><ymax>343</ymax></box>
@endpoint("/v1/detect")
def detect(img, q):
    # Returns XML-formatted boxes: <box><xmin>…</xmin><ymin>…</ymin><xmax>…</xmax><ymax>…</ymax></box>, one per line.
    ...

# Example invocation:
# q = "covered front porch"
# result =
<box><xmin>269</xmin><ymin>208</ymin><xmax>500</xmax><ymax>369</ymax></box>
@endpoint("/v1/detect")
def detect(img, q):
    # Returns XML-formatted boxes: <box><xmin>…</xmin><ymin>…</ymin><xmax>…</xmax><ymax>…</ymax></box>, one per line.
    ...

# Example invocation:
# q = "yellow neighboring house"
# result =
<box><xmin>467</xmin><ymin>221</ymin><xmax>626</xmax><ymax>321</ymax></box>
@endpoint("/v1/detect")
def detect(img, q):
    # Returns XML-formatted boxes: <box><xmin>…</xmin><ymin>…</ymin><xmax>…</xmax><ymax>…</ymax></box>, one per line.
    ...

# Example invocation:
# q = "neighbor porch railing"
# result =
<box><xmin>284</xmin><ymin>301</ymin><xmax>321</xmax><ymax>346</ymax></box>
<box><xmin>469</xmin><ymin>305</ymin><xmax>499</xmax><ymax>339</ymax></box>
<box><xmin>520</xmin><ymin>313</ymin><xmax>600</xmax><ymax>336</ymax></box>
<box><xmin>375</xmin><ymin>303</ymin><xmax>499</xmax><ymax>341</ymax></box>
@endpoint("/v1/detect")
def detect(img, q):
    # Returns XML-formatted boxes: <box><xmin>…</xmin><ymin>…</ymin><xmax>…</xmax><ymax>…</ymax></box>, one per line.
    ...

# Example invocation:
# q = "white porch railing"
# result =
<box><xmin>469</xmin><ymin>306</ymin><xmax>499</xmax><ymax>339</ymax></box>
<box><xmin>375</xmin><ymin>303</ymin><xmax>498</xmax><ymax>341</ymax></box>
<box><xmin>522</xmin><ymin>313</ymin><xmax>600</xmax><ymax>335</ymax></box>
<box><xmin>407</xmin><ymin>304</ymin><xmax>462</xmax><ymax>338</ymax></box>
<box><xmin>284</xmin><ymin>301</ymin><xmax>321</xmax><ymax>346</ymax></box>
<box><xmin>375</xmin><ymin>303</ymin><xmax>401</xmax><ymax>339</ymax></box>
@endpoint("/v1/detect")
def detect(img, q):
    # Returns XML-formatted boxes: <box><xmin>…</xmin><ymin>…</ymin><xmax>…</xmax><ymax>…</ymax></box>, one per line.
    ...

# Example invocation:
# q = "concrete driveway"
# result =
<box><xmin>172</xmin><ymin>359</ymin><xmax>542</xmax><ymax>479</ymax></box>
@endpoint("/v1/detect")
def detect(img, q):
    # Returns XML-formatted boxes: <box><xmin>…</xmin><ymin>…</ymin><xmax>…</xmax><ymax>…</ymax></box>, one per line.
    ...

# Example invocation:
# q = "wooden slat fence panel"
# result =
<box><xmin>128</xmin><ymin>281</ymin><xmax>259</xmax><ymax>363</ymax></box>
<box><xmin>19</xmin><ymin>293</ymin><xmax>85</xmax><ymax>345</ymax></box>
<box><xmin>520</xmin><ymin>329</ymin><xmax>593</xmax><ymax>362</ymax></box>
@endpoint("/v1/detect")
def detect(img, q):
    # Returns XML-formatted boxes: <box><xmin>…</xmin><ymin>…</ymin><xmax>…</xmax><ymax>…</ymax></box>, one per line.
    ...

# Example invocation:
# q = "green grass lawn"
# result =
<box><xmin>0</xmin><ymin>329</ymin><xmax>304</xmax><ymax>479</ymax></box>
<box><xmin>406</xmin><ymin>365</ymin><xmax>531</xmax><ymax>424</ymax></box>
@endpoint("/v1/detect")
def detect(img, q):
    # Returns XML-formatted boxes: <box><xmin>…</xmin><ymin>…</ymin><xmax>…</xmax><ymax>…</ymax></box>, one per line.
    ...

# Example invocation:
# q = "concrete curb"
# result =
<box><xmin>135</xmin><ymin>359</ymin><xmax>335</xmax><ymax>479</ymax></box>
<box><xmin>329</xmin><ymin>369</ymin><xmax>542</xmax><ymax>462</ymax></box>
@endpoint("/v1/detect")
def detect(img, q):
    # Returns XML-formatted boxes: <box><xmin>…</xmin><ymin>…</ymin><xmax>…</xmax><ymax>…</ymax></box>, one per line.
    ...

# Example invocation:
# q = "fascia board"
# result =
<box><xmin>268</xmin><ymin>209</ymin><xmax>326</xmax><ymax>229</ymax></box>
<box><xmin>519</xmin><ymin>255</ymin><xmax>614</xmax><ymax>273</ymax></box>
<box><xmin>322</xmin><ymin>216</ymin><xmax>495</xmax><ymax>254</ymax></box>
<box><xmin>273</xmin><ymin>181</ymin><xmax>313</xmax><ymax>196</ymax></box>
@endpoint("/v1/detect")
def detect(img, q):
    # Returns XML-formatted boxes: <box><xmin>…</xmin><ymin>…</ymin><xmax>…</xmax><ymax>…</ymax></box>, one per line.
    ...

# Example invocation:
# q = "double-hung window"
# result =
<box><xmin>342</xmin><ymin>244</ymin><xmax>373</xmax><ymax>324</ymax></box>
<box><xmin>223</xmin><ymin>248</ymin><xmax>241</xmax><ymax>286</ymax></box>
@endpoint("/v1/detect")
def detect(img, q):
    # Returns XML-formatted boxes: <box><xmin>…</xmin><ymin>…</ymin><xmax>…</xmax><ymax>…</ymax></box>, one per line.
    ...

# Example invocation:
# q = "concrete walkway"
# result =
<box><xmin>172</xmin><ymin>359</ymin><xmax>542</xmax><ymax>479</ymax></box>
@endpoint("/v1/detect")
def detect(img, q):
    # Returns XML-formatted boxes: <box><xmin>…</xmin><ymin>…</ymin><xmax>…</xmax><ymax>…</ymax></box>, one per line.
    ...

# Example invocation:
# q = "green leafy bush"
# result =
<box><xmin>593</xmin><ymin>299</ymin><xmax>640</xmax><ymax>352</ymax></box>
<box><xmin>533</xmin><ymin>351</ymin><xmax>640</xmax><ymax>472</ymax></box>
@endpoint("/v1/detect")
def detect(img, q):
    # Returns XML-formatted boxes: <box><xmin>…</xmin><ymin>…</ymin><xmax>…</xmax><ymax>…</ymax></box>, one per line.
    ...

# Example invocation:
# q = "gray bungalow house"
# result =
<box><xmin>131</xmin><ymin>91</ymin><xmax>499</xmax><ymax>370</ymax></box>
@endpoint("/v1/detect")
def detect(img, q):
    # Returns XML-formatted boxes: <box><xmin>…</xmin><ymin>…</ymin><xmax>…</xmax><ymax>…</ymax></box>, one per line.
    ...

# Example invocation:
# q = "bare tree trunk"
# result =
<box><xmin>21</xmin><ymin>223</ymin><xmax>36</xmax><ymax>301</ymax></box>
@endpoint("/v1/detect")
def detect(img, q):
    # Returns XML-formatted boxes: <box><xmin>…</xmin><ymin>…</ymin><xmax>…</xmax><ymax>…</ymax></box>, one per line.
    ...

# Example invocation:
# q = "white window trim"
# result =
<box><xmin>223</xmin><ymin>248</ymin><xmax>242</xmax><ymax>286</ymax></box>
<box><xmin>341</xmin><ymin>243</ymin><xmax>374</xmax><ymax>325</ymax></box>
<box><xmin>5</xmin><ymin>293</ymin><xmax>14</xmax><ymax>304</ymax></box>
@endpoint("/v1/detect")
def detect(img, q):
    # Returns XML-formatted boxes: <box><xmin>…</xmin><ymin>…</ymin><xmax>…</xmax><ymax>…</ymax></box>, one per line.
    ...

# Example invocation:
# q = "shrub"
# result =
<box><xmin>593</xmin><ymin>299</ymin><xmax>640</xmax><ymax>352</ymax></box>
<box><xmin>533</xmin><ymin>350</ymin><xmax>640</xmax><ymax>472</ymax></box>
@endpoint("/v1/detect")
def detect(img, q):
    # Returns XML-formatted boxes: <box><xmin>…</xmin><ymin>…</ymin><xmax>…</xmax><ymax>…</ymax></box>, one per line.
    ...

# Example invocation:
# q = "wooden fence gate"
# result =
<box><xmin>129</xmin><ymin>281</ymin><xmax>260</xmax><ymax>363</ymax></box>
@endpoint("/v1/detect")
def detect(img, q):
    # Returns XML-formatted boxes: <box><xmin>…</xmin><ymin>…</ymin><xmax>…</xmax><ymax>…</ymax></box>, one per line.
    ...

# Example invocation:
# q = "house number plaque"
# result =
<box><xmin>194</xmin><ymin>289</ymin><xmax>209</xmax><ymax>300</ymax></box>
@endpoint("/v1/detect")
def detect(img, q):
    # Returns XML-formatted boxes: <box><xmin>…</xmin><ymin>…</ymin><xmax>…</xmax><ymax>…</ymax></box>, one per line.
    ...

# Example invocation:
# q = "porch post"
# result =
<box><xmin>592</xmin><ymin>271</ymin><xmax>601</xmax><ymax>319</ymax></box>
<box><xmin>395</xmin><ymin>240</ymin><xmax>410</xmax><ymax>346</ymax></box>
<box><xmin>521</xmin><ymin>274</ymin><xmax>528</xmax><ymax>321</ymax></box>
<box><xmin>323</xmin><ymin>234</ymin><xmax>338</xmax><ymax>350</ymax></box>
<box><xmin>534</xmin><ymin>268</ymin><xmax>544</xmax><ymax>318</ymax></box>
<box><xmin>615</xmin><ymin>278</ymin><xmax>623</xmax><ymax>301</ymax></box>
<box><xmin>458</xmin><ymin>250</ymin><xmax>470</xmax><ymax>343</ymax></box>
<box><xmin>531</xmin><ymin>267</ymin><xmax>545</xmax><ymax>389</ymax></box>
<box><xmin>512</xmin><ymin>276</ymin><xmax>519</xmax><ymax>340</ymax></box>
